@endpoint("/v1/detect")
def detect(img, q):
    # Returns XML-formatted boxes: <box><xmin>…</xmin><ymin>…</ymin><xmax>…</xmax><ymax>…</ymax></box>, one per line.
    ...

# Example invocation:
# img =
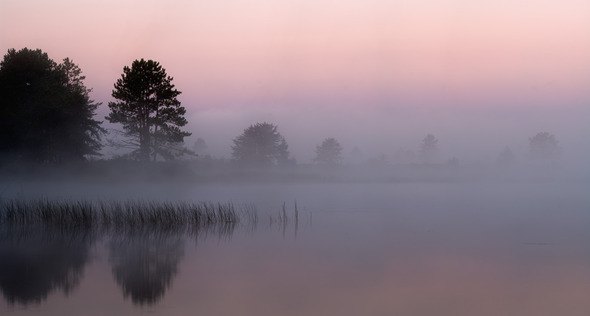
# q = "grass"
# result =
<box><xmin>0</xmin><ymin>199</ymin><xmax>242</xmax><ymax>230</ymax></box>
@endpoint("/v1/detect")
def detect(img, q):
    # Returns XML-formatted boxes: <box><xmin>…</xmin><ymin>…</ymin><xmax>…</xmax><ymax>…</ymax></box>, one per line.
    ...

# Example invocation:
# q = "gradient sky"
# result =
<box><xmin>1</xmin><ymin>0</ymin><xmax>589</xmax><ymax>162</ymax></box>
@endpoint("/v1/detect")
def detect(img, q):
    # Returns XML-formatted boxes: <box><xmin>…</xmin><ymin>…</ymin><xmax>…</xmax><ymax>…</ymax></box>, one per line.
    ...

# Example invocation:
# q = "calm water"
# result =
<box><xmin>2</xmin><ymin>181</ymin><xmax>590</xmax><ymax>315</ymax></box>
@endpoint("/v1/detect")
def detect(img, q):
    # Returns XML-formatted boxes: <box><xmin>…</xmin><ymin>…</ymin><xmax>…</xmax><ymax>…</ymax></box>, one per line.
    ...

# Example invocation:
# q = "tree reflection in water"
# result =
<box><xmin>108</xmin><ymin>222</ymin><xmax>237</xmax><ymax>306</ymax></box>
<box><xmin>0</xmin><ymin>215</ymin><xmax>239</xmax><ymax>307</ymax></box>
<box><xmin>0</xmin><ymin>225</ymin><xmax>94</xmax><ymax>305</ymax></box>
<box><xmin>109</xmin><ymin>227</ymin><xmax>186</xmax><ymax>306</ymax></box>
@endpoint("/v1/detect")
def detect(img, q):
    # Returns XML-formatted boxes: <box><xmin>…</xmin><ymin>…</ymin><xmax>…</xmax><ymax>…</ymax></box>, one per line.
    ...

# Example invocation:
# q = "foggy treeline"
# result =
<box><xmin>0</xmin><ymin>47</ymin><xmax>583</xmax><ymax>182</ymax></box>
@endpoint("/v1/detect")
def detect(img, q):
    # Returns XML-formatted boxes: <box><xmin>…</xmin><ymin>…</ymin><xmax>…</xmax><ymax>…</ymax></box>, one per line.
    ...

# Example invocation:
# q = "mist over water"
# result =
<box><xmin>2</xmin><ymin>0</ymin><xmax>590</xmax><ymax>314</ymax></box>
<box><xmin>2</xmin><ymin>175</ymin><xmax>590</xmax><ymax>315</ymax></box>
<box><xmin>1</xmin><ymin>105</ymin><xmax>588</xmax><ymax>314</ymax></box>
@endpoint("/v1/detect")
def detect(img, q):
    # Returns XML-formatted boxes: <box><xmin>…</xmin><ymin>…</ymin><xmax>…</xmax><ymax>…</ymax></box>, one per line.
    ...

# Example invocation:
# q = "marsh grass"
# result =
<box><xmin>0</xmin><ymin>199</ymin><xmax>242</xmax><ymax>230</ymax></box>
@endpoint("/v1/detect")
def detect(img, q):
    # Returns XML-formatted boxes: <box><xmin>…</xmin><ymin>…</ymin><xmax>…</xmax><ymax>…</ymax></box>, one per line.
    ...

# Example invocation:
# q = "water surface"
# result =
<box><xmin>2</xmin><ymin>181</ymin><xmax>590</xmax><ymax>315</ymax></box>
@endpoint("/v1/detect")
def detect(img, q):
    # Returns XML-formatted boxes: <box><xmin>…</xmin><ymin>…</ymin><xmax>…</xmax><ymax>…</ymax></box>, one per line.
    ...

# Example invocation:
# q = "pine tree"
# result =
<box><xmin>106</xmin><ymin>59</ymin><xmax>190</xmax><ymax>161</ymax></box>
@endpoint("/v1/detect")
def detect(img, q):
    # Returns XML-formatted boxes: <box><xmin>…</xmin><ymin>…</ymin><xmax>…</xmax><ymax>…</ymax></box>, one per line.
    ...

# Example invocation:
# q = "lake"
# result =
<box><xmin>1</xmin><ymin>180</ymin><xmax>590</xmax><ymax>315</ymax></box>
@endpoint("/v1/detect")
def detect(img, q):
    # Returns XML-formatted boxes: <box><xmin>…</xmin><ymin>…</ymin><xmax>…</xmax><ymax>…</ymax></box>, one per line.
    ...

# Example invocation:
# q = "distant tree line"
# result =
<box><xmin>0</xmin><ymin>47</ymin><xmax>564</xmax><ymax>168</ymax></box>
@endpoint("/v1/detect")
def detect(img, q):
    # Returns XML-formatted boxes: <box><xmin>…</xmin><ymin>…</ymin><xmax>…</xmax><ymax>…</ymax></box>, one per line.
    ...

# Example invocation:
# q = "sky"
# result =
<box><xmin>1</xmin><ymin>0</ymin><xmax>589</xmax><ymax>163</ymax></box>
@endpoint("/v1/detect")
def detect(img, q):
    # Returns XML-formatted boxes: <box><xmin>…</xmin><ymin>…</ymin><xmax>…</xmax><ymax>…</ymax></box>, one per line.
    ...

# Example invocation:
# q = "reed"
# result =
<box><xmin>0</xmin><ymin>199</ymin><xmax>242</xmax><ymax>229</ymax></box>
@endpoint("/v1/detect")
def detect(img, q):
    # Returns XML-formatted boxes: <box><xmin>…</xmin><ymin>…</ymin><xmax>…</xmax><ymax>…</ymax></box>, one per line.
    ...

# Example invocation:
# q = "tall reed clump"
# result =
<box><xmin>0</xmin><ymin>199</ymin><xmax>241</xmax><ymax>229</ymax></box>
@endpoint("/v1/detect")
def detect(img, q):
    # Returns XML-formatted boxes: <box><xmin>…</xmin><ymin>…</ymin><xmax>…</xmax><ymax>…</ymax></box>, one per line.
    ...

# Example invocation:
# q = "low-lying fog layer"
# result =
<box><xmin>0</xmin><ymin>161</ymin><xmax>588</xmax><ymax>207</ymax></box>
<box><xmin>1</xmin><ymin>146</ymin><xmax>588</xmax><ymax>316</ymax></box>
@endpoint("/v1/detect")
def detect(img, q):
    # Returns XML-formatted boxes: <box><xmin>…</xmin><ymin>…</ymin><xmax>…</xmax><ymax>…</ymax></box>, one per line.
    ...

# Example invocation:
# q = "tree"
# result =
<box><xmin>314</xmin><ymin>138</ymin><xmax>343</xmax><ymax>166</ymax></box>
<box><xmin>192</xmin><ymin>137</ymin><xmax>208</xmax><ymax>155</ymax></box>
<box><xmin>231</xmin><ymin>122</ymin><xmax>290</xmax><ymax>167</ymax></box>
<box><xmin>276</xmin><ymin>137</ymin><xmax>293</xmax><ymax>166</ymax></box>
<box><xmin>106</xmin><ymin>59</ymin><xmax>190</xmax><ymax>161</ymax></box>
<box><xmin>528</xmin><ymin>132</ymin><xmax>560</xmax><ymax>162</ymax></box>
<box><xmin>55</xmin><ymin>58</ymin><xmax>105</xmax><ymax>159</ymax></box>
<box><xmin>420</xmin><ymin>134</ymin><xmax>438</xmax><ymax>163</ymax></box>
<box><xmin>0</xmin><ymin>48</ymin><xmax>104</xmax><ymax>162</ymax></box>
<box><xmin>496</xmin><ymin>146</ymin><xmax>516</xmax><ymax>167</ymax></box>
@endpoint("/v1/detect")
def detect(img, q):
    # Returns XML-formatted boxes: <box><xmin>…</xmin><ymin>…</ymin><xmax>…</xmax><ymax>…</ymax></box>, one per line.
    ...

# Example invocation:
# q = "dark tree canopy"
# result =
<box><xmin>314</xmin><ymin>138</ymin><xmax>343</xmax><ymax>166</ymax></box>
<box><xmin>0</xmin><ymin>48</ymin><xmax>104</xmax><ymax>162</ymax></box>
<box><xmin>106</xmin><ymin>59</ymin><xmax>190</xmax><ymax>161</ymax></box>
<box><xmin>231</xmin><ymin>122</ymin><xmax>291</xmax><ymax>167</ymax></box>
<box><xmin>420</xmin><ymin>134</ymin><xmax>438</xmax><ymax>163</ymax></box>
<box><xmin>528</xmin><ymin>132</ymin><xmax>560</xmax><ymax>161</ymax></box>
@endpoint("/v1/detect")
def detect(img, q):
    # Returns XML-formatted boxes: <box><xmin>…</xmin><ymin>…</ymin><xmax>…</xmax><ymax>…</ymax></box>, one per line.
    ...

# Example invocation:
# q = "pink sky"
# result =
<box><xmin>1</xmin><ymin>0</ymin><xmax>589</xmax><ymax>160</ymax></box>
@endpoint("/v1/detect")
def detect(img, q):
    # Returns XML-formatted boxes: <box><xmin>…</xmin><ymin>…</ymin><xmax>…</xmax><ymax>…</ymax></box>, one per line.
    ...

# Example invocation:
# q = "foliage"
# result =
<box><xmin>314</xmin><ymin>138</ymin><xmax>343</xmax><ymax>165</ymax></box>
<box><xmin>420</xmin><ymin>134</ymin><xmax>438</xmax><ymax>163</ymax></box>
<box><xmin>106</xmin><ymin>59</ymin><xmax>190</xmax><ymax>161</ymax></box>
<box><xmin>528</xmin><ymin>132</ymin><xmax>560</xmax><ymax>161</ymax></box>
<box><xmin>231</xmin><ymin>122</ymin><xmax>291</xmax><ymax>167</ymax></box>
<box><xmin>0</xmin><ymin>48</ymin><xmax>104</xmax><ymax>162</ymax></box>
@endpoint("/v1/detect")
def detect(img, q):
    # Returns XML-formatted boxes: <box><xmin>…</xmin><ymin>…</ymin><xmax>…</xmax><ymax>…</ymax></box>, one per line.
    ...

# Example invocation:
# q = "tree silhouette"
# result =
<box><xmin>231</xmin><ymin>122</ymin><xmax>291</xmax><ymax>167</ymax></box>
<box><xmin>314</xmin><ymin>138</ymin><xmax>343</xmax><ymax>166</ymax></box>
<box><xmin>0</xmin><ymin>48</ymin><xmax>104</xmax><ymax>162</ymax></box>
<box><xmin>106</xmin><ymin>59</ymin><xmax>190</xmax><ymax>161</ymax></box>
<box><xmin>496</xmin><ymin>146</ymin><xmax>516</xmax><ymax>167</ymax></box>
<box><xmin>192</xmin><ymin>137</ymin><xmax>208</xmax><ymax>156</ymax></box>
<box><xmin>528</xmin><ymin>132</ymin><xmax>560</xmax><ymax>162</ymax></box>
<box><xmin>420</xmin><ymin>134</ymin><xmax>439</xmax><ymax>163</ymax></box>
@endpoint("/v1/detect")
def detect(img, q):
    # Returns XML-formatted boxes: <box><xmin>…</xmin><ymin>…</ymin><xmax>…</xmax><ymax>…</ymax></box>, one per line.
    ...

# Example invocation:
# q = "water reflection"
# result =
<box><xmin>109</xmin><ymin>228</ymin><xmax>185</xmax><ymax>306</ymax></box>
<box><xmin>1</xmin><ymin>183</ymin><xmax>589</xmax><ymax>315</ymax></box>
<box><xmin>188</xmin><ymin>221</ymin><xmax>238</xmax><ymax>242</ymax></box>
<box><xmin>0</xmin><ymin>219</ymin><xmax>241</xmax><ymax>308</ymax></box>
<box><xmin>0</xmin><ymin>225</ymin><xmax>94</xmax><ymax>305</ymax></box>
